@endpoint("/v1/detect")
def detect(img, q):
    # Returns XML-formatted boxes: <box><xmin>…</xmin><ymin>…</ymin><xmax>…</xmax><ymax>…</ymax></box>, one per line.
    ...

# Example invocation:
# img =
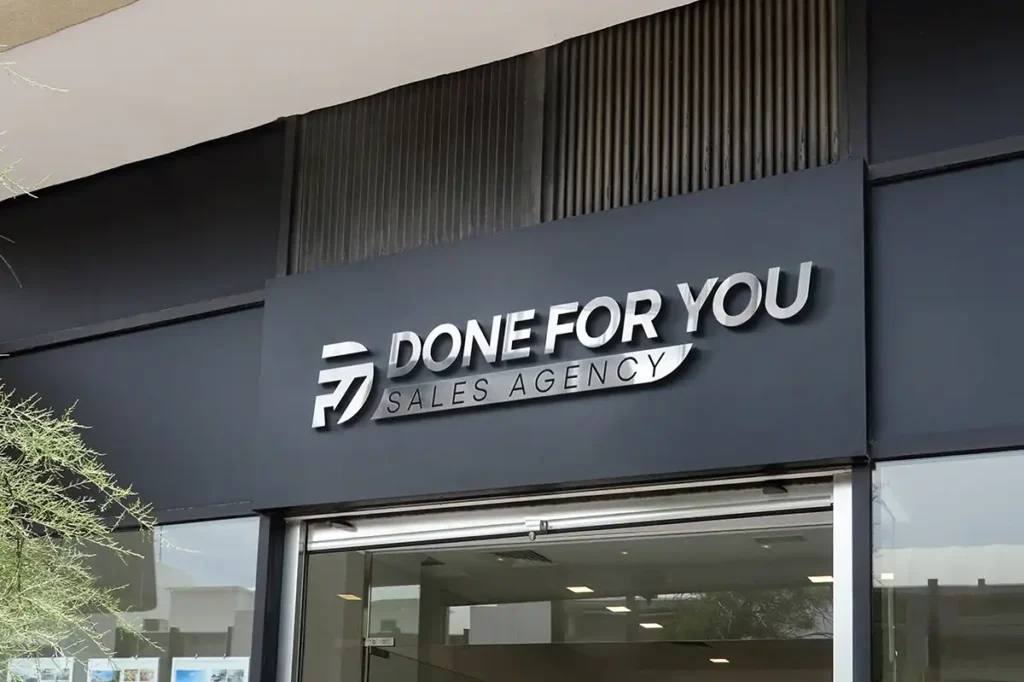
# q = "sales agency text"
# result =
<box><xmin>374</xmin><ymin>261</ymin><xmax>814</xmax><ymax>419</ymax></box>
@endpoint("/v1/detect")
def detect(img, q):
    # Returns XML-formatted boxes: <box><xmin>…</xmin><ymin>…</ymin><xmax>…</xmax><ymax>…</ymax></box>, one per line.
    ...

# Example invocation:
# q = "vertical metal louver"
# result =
<box><xmin>290</xmin><ymin>0</ymin><xmax>844</xmax><ymax>273</ymax></box>
<box><xmin>291</xmin><ymin>56</ymin><xmax>543</xmax><ymax>274</ymax></box>
<box><xmin>541</xmin><ymin>0</ymin><xmax>841</xmax><ymax>221</ymax></box>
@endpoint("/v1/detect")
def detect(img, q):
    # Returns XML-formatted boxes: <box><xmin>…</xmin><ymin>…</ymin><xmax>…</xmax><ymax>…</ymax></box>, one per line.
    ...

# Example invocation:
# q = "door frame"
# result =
<box><xmin>276</xmin><ymin>469</ymin><xmax>859</xmax><ymax>682</ymax></box>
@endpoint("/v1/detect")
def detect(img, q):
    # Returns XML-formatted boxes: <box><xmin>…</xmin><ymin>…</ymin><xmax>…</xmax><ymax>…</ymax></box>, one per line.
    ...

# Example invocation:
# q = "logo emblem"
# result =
<box><xmin>311</xmin><ymin>342</ymin><xmax>375</xmax><ymax>428</ymax></box>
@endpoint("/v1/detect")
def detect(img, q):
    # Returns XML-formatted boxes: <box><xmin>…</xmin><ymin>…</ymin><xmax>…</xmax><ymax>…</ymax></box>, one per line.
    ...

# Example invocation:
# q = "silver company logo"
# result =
<box><xmin>311</xmin><ymin>261</ymin><xmax>814</xmax><ymax>428</ymax></box>
<box><xmin>311</xmin><ymin>342</ymin><xmax>376</xmax><ymax>428</ymax></box>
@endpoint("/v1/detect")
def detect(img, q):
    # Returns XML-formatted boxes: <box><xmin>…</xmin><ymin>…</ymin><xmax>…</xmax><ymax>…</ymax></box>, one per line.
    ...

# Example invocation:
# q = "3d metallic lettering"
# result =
<box><xmin>312</xmin><ymin>261</ymin><xmax>814</xmax><ymax>428</ymax></box>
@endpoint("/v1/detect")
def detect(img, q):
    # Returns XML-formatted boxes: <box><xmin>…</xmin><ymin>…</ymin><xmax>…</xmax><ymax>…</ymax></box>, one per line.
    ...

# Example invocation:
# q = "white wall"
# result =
<box><xmin>0</xmin><ymin>0</ymin><xmax>697</xmax><ymax>200</ymax></box>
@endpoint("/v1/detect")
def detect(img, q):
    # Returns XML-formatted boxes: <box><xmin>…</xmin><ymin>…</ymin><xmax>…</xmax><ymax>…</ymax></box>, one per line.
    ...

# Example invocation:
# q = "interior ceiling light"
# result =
<box><xmin>337</xmin><ymin>593</ymin><xmax>362</xmax><ymax>600</ymax></box>
<box><xmin>710</xmin><ymin>658</ymin><xmax>730</xmax><ymax>664</ymax></box>
<box><xmin>567</xmin><ymin>586</ymin><xmax>594</xmax><ymax>594</ymax></box>
<box><xmin>808</xmin><ymin>575</ymin><xmax>834</xmax><ymax>584</ymax></box>
<box><xmin>606</xmin><ymin>606</ymin><xmax>631</xmax><ymax>613</ymax></box>
<box><xmin>880</xmin><ymin>572</ymin><xmax>895</xmax><ymax>581</ymax></box>
<box><xmin>639</xmin><ymin>622</ymin><xmax>663</xmax><ymax>629</ymax></box>
<box><xmin>621</xmin><ymin>551</ymin><xmax>629</xmax><ymax>555</ymax></box>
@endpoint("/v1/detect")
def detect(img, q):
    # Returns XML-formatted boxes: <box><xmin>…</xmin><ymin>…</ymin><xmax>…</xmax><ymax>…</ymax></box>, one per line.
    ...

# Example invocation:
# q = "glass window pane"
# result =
<box><xmin>875</xmin><ymin>451</ymin><xmax>1024</xmax><ymax>682</ymax></box>
<box><xmin>301</xmin><ymin>518</ymin><xmax>833</xmax><ymax>682</ymax></box>
<box><xmin>299</xmin><ymin>551</ymin><xmax>368</xmax><ymax>682</ymax></box>
<box><xmin>57</xmin><ymin>518</ymin><xmax>260</xmax><ymax>682</ymax></box>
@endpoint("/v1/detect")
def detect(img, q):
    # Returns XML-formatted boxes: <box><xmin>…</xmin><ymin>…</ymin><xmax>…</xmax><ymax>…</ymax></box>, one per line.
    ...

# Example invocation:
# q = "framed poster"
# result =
<box><xmin>87</xmin><ymin>659</ymin><xmax>160</xmax><ymax>682</ymax></box>
<box><xmin>7</xmin><ymin>659</ymin><xmax>74</xmax><ymax>682</ymax></box>
<box><xmin>169</xmin><ymin>659</ymin><xmax>248</xmax><ymax>682</ymax></box>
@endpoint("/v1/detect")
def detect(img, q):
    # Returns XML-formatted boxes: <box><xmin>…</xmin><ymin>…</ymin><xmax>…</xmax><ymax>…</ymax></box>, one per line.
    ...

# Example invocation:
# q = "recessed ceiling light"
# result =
<box><xmin>567</xmin><ymin>586</ymin><xmax>594</xmax><ymax>594</ymax></box>
<box><xmin>606</xmin><ymin>606</ymin><xmax>631</xmax><ymax>613</ymax></box>
<box><xmin>621</xmin><ymin>551</ymin><xmax>629</xmax><ymax>555</ymax></box>
<box><xmin>880</xmin><ymin>572</ymin><xmax>895</xmax><ymax>581</ymax></box>
<box><xmin>808</xmin><ymin>575</ymin><xmax>834</xmax><ymax>584</ymax></box>
<box><xmin>710</xmin><ymin>658</ymin><xmax>730</xmax><ymax>664</ymax></box>
<box><xmin>337</xmin><ymin>593</ymin><xmax>362</xmax><ymax>601</ymax></box>
<box><xmin>639</xmin><ymin>622</ymin><xmax>663</xmax><ymax>629</ymax></box>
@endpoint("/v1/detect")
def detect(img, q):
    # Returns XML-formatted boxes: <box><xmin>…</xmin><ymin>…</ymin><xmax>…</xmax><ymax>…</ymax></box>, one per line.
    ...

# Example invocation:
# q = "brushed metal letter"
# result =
<box><xmin>388</xmin><ymin>331</ymin><xmax>422</xmax><ymax>378</ymax></box>
<box><xmin>423</xmin><ymin>323</ymin><xmax>462</xmax><ymax>373</ymax></box>
<box><xmin>766</xmin><ymin>261</ymin><xmax>814</xmax><ymax>320</ymax></box>
<box><xmin>545</xmin><ymin>302</ymin><xmax>579</xmax><ymax>354</ymax></box>
<box><xmin>622</xmin><ymin>289</ymin><xmax>662</xmax><ymax>342</ymax></box>
<box><xmin>463</xmin><ymin>315</ymin><xmax>502</xmax><ymax>367</ymax></box>
<box><xmin>616</xmin><ymin>356</ymin><xmax>638</xmax><ymax>382</ymax></box>
<box><xmin>535</xmin><ymin>368</ymin><xmax>556</xmax><ymax>393</ymax></box>
<box><xmin>677</xmin><ymin>278</ymin><xmax>719</xmax><ymax>333</ymax></box>
<box><xmin>576</xmin><ymin>296</ymin><xmax>622</xmax><ymax>349</ymax></box>
<box><xmin>502</xmin><ymin>309</ymin><xmax>536</xmax><ymax>361</ymax></box>
<box><xmin>312</xmin><ymin>342</ymin><xmax>375</xmax><ymax>428</ymax></box>
<box><xmin>713</xmin><ymin>272</ymin><xmax>763</xmax><ymax>328</ymax></box>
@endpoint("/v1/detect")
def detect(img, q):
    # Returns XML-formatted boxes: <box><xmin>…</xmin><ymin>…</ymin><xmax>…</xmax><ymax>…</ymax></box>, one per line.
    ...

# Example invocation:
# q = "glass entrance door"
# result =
<box><xmin>294</xmin><ymin>475</ymin><xmax>841</xmax><ymax>682</ymax></box>
<box><xmin>361</xmin><ymin>517</ymin><xmax>833</xmax><ymax>682</ymax></box>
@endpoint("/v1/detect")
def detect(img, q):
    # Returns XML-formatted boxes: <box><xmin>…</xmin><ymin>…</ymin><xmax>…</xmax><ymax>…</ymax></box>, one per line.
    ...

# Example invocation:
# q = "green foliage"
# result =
<box><xmin>0</xmin><ymin>384</ymin><xmax>154</xmax><ymax>662</ymax></box>
<box><xmin>661</xmin><ymin>586</ymin><xmax>833</xmax><ymax>640</ymax></box>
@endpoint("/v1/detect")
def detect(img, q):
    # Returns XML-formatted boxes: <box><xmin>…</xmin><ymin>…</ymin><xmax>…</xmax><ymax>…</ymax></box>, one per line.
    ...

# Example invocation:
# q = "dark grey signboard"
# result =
<box><xmin>259</xmin><ymin>161</ymin><xmax>866</xmax><ymax>510</ymax></box>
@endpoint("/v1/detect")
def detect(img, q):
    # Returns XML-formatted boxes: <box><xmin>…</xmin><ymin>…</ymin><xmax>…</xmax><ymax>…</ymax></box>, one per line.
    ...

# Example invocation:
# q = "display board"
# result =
<box><xmin>7</xmin><ymin>659</ymin><xmax>73</xmax><ymax>682</ymax></box>
<box><xmin>169</xmin><ymin>659</ymin><xmax>248</xmax><ymax>682</ymax></box>
<box><xmin>87</xmin><ymin>659</ymin><xmax>160</xmax><ymax>682</ymax></box>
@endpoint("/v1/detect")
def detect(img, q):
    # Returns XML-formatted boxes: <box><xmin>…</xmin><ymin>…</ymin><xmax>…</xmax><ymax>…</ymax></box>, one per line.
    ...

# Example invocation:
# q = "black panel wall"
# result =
<box><xmin>869</xmin><ymin>0</ymin><xmax>1024</xmax><ymax>162</ymax></box>
<box><xmin>0</xmin><ymin>122</ymin><xmax>287</xmax><ymax>519</ymax></box>
<box><xmin>0</xmin><ymin>123</ymin><xmax>285</xmax><ymax>343</ymax></box>
<box><xmin>867</xmin><ymin>0</ymin><xmax>1024</xmax><ymax>458</ymax></box>
<box><xmin>870</xmin><ymin>159</ymin><xmax>1024</xmax><ymax>457</ymax></box>
<box><xmin>0</xmin><ymin>309</ymin><xmax>267</xmax><ymax>518</ymax></box>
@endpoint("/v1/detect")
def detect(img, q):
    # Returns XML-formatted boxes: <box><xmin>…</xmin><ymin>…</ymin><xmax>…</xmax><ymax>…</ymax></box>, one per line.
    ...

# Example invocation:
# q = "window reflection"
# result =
<box><xmin>444</xmin><ymin>588</ymin><xmax>833</xmax><ymax>645</ymax></box>
<box><xmin>875</xmin><ymin>452</ymin><xmax>1024</xmax><ymax>682</ymax></box>
<box><xmin>64</xmin><ymin>518</ymin><xmax>260</xmax><ymax>682</ymax></box>
<box><xmin>303</xmin><ymin>521</ymin><xmax>833</xmax><ymax>682</ymax></box>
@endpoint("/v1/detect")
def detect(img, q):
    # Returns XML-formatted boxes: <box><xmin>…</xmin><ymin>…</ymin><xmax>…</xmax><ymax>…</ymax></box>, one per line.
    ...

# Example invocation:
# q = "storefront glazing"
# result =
<box><xmin>279</xmin><ymin>471</ymin><xmax>856</xmax><ymax>682</ymax></box>
<box><xmin>874</xmin><ymin>451</ymin><xmax>1024</xmax><ymax>682</ymax></box>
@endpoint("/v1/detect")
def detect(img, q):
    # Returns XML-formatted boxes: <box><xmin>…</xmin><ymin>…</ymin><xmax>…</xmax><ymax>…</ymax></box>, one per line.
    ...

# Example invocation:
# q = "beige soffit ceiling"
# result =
<box><xmin>0</xmin><ymin>0</ymin><xmax>139</xmax><ymax>49</ymax></box>
<box><xmin>0</xmin><ymin>0</ymin><xmax>695</xmax><ymax>201</ymax></box>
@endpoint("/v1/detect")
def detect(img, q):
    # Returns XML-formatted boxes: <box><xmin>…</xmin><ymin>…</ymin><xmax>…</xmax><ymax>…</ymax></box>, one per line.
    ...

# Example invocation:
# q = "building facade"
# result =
<box><xmin>3</xmin><ymin>1</ymin><xmax>1024</xmax><ymax>682</ymax></box>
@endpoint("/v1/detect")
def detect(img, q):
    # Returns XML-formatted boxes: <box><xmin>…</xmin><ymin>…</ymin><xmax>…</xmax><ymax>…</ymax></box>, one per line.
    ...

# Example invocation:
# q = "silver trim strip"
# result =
<box><xmin>276</xmin><ymin>520</ymin><xmax>305</xmax><ymax>682</ymax></box>
<box><xmin>832</xmin><ymin>472</ymin><xmax>853</xmax><ymax>682</ymax></box>
<box><xmin>308</xmin><ymin>482</ymin><xmax>835</xmax><ymax>552</ymax></box>
<box><xmin>378</xmin><ymin>510</ymin><xmax>834</xmax><ymax>554</ymax></box>
<box><xmin>292</xmin><ymin>468</ymin><xmax>846</xmax><ymax>523</ymax></box>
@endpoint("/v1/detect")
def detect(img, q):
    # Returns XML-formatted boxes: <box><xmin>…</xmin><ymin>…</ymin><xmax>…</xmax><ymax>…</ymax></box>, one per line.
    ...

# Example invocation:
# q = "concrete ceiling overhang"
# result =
<box><xmin>0</xmin><ymin>0</ymin><xmax>696</xmax><ymax>201</ymax></box>
<box><xmin>0</xmin><ymin>0</ymin><xmax>139</xmax><ymax>50</ymax></box>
